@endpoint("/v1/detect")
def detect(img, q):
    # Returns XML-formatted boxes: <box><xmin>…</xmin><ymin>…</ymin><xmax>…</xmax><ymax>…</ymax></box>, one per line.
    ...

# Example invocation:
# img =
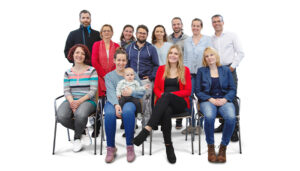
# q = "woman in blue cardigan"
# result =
<box><xmin>195</xmin><ymin>47</ymin><xmax>236</xmax><ymax>163</ymax></box>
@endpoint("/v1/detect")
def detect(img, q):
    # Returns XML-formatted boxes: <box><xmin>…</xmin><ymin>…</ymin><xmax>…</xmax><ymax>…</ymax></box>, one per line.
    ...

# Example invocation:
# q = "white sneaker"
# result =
<box><xmin>137</xmin><ymin>113</ymin><xmax>143</xmax><ymax>120</ymax></box>
<box><xmin>73</xmin><ymin>139</ymin><xmax>83</xmax><ymax>152</ymax></box>
<box><xmin>81</xmin><ymin>128</ymin><xmax>92</xmax><ymax>146</ymax></box>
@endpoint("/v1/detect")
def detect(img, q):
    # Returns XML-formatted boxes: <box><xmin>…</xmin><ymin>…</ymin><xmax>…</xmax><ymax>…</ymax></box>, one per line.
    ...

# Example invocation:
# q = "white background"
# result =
<box><xmin>1</xmin><ymin>0</ymin><xmax>299</xmax><ymax>170</ymax></box>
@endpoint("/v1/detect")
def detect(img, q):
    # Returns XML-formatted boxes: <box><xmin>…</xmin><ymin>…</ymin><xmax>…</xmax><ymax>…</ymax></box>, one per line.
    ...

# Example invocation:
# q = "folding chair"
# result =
<box><xmin>193</xmin><ymin>95</ymin><xmax>242</xmax><ymax>155</ymax></box>
<box><xmin>52</xmin><ymin>95</ymin><xmax>100</xmax><ymax>155</ymax></box>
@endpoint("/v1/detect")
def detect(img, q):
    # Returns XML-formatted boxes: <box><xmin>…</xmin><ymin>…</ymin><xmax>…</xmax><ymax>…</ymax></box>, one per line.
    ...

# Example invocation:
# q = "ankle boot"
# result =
<box><xmin>166</xmin><ymin>143</ymin><xmax>176</xmax><ymax>164</ymax></box>
<box><xmin>207</xmin><ymin>144</ymin><xmax>217</xmax><ymax>163</ymax></box>
<box><xmin>217</xmin><ymin>144</ymin><xmax>227</xmax><ymax>163</ymax></box>
<box><xmin>132</xmin><ymin>128</ymin><xmax>149</xmax><ymax>146</ymax></box>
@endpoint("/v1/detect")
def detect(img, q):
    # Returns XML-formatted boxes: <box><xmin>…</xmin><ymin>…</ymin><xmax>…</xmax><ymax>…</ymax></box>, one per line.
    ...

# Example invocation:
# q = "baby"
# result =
<box><xmin>116</xmin><ymin>67</ymin><xmax>150</xmax><ymax>120</ymax></box>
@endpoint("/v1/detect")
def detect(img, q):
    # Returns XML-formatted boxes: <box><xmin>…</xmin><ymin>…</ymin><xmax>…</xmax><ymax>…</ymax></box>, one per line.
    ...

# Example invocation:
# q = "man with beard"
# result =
<box><xmin>126</xmin><ymin>25</ymin><xmax>159</xmax><ymax>126</ymax></box>
<box><xmin>211</xmin><ymin>14</ymin><xmax>245</xmax><ymax>142</ymax></box>
<box><xmin>64</xmin><ymin>10</ymin><xmax>101</xmax><ymax>65</ymax></box>
<box><xmin>167</xmin><ymin>17</ymin><xmax>189</xmax><ymax>130</ymax></box>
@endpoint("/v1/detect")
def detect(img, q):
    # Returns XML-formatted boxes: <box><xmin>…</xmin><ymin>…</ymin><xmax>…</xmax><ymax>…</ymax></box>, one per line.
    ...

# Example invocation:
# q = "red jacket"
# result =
<box><xmin>154</xmin><ymin>65</ymin><xmax>192</xmax><ymax>108</ymax></box>
<box><xmin>92</xmin><ymin>40</ymin><xmax>120</xmax><ymax>97</ymax></box>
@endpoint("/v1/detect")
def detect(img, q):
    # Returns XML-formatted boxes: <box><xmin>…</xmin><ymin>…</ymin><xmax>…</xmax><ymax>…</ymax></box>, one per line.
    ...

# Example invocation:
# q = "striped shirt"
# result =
<box><xmin>64</xmin><ymin>66</ymin><xmax>98</xmax><ymax>105</ymax></box>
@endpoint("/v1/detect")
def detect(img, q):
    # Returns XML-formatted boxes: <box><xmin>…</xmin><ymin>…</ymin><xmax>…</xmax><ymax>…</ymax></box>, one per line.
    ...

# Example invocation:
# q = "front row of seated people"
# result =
<box><xmin>57</xmin><ymin>44</ymin><xmax>237</xmax><ymax>164</ymax></box>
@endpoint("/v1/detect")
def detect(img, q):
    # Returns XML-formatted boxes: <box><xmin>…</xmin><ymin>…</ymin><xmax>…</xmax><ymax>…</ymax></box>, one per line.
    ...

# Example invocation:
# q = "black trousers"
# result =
<box><xmin>119</xmin><ymin>96</ymin><xmax>142</xmax><ymax>115</ymax></box>
<box><xmin>147</xmin><ymin>93</ymin><xmax>187</xmax><ymax>144</ymax></box>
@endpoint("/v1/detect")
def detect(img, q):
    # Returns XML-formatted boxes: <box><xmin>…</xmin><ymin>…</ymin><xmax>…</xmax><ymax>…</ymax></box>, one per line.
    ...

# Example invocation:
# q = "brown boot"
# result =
<box><xmin>207</xmin><ymin>144</ymin><xmax>217</xmax><ymax>163</ymax></box>
<box><xmin>217</xmin><ymin>145</ymin><xmax>227</xmax><ymax>163</ymax></box>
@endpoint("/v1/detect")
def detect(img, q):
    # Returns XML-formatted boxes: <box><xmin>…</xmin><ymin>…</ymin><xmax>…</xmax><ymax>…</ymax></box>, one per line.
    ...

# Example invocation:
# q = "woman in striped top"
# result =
<box><xmin>57</xmin><ymin>44</ymin><xmax>98</xmax><ymax>152</ymax></box>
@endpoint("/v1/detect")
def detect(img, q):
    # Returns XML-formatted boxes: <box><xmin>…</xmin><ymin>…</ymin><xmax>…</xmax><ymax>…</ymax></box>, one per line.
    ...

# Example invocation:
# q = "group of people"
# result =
<box><xmin>57</xmin><ymin>9</ymin><xmax>245</xmax><ymax>164</ymax></box>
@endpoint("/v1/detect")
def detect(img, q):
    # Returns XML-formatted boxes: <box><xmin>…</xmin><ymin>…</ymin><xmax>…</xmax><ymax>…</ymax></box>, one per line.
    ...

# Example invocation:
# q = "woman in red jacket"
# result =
<box><xmin>133</xmin><ymin>44</ymin><xmax>192</xmax><ymax>164</ymax></box>
<box><xmin>92</xmin><ymin>24</ymin><xmax>120</xmax><ymax>97</ymax></box>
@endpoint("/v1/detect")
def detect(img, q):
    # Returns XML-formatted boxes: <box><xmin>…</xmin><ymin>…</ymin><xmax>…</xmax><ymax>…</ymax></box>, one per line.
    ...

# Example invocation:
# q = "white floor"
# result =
<box><xmin>51</xmin><ymin>119</ymin><xmax>244</xmax><ymax>170</ymax></box>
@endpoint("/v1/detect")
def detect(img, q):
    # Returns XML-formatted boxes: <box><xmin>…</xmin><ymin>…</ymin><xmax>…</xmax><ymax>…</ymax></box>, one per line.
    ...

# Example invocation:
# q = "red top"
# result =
<box><xmin>92</xmin><ymin>40</ymin><xmax>120</xmax><ymax>97</ymax></box>
<box><xmin>154</xmin><ymin>65</ymin><xmax>192</xmax><ymax>108</ymax></box>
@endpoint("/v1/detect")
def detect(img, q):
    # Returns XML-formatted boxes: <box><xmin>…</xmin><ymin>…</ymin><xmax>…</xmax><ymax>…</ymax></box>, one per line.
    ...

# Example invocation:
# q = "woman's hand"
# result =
<box><xmin>208</xmin><ymin>98</ymin><xmax>219</xmax><ymax>106</ymax></box>
<box><xmin>121</xmin><ymin>87</ymin><xmax>132</xmax><ymax>97</ymax></box>
<box><xmin>70</xmin><ymin>100</ymin><xmax>82</xmax><ymax>113</ymax></box>
<box><xmin>115</xmin><ymin>104</ymin><xmax>122</xmax><ymax>118</ymax></box>
<box><xmin>216</xmin><ymin>98</ymin><xmax>227</xmax><ymax>106</ymax></box>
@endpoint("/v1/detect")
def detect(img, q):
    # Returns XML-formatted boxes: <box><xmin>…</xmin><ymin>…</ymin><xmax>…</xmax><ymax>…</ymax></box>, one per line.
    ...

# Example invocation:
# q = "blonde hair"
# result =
<box><xmin>202</xmin><ymin>47</ymin><xmax>221</xmax><ymax>67</ymax></box>
<box><xmin>163</xmin><ymin>45</ymin><xmax>186</xmax><ymax>84</ymax></box>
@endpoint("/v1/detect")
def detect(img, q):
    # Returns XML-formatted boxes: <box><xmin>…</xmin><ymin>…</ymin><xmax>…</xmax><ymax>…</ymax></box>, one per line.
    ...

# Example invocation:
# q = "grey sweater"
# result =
<box><xmin>105</xmin><ymin>70</ymin><xmax>145</xmax><ymax>105</ymax></box>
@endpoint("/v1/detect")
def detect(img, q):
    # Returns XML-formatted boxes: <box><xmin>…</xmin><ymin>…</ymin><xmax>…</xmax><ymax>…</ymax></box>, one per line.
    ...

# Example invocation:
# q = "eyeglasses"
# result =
<box><xmin>212</xmin><ymin>20</ymin><xmax>222</xmax><ymax>24</ymax></box>
<box><xmin>137</xmin><ymin>32</ymin><xmax>147</xmax><ymax>35</ymax></box>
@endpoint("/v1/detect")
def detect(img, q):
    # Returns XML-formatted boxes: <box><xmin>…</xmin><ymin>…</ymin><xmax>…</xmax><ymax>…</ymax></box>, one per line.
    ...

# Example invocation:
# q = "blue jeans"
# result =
<box><xmin>104</xmin><ymin>102</ymin><xmax>136</xmax><ymax>147</ymax></box>
<box><xmin>200</xmin><ymin>101</ymin><xmax>236</xmax><ymax>146</ymax></box>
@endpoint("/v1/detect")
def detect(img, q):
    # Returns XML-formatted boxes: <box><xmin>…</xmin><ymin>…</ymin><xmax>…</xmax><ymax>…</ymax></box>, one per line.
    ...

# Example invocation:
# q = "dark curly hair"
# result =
<box><xmin>67</xmin><ymin>44</ymin><xmax>91</xmax><ymax>65</ymax></box>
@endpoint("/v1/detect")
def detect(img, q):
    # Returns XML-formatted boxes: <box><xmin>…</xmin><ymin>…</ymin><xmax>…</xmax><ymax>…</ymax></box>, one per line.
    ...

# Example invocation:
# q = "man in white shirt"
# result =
<box><xmin>211</xmin><ymin>14</ymin><xmax>244</xmax><ymax>142</ymax></box>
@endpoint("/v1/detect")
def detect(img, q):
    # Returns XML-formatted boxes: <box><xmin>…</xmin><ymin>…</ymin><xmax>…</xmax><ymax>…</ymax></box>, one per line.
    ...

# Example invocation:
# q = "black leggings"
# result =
<box><xmin>147</xmin><ymin>93</ymin><xmax>187</xmax><ymax>144</ymax></box>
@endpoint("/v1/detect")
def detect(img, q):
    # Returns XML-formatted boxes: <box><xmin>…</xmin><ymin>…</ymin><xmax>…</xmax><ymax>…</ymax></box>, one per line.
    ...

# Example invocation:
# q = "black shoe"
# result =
<box><xmin>122</xmin><ymin>131</ymin><xmax>135</xmax><ymax>138</ymax></box>
<box><xmin>175</xmin><ymin>121</ymin><xmax>183</xmax><ymax>130</ymax></box>
<box><xmin>133</xmin><ymin>128</ymin><xmax>149</xmax><ymax>146</ymax></box>
<box><xmin>230</xmin><ymin>129</ymin><xmax>239</xmax><ymax>142</ymax></box>
<box><xmin>166</xmin><ymin>143</ymin><xmax>176</xmax><ymax>164</ymax></box>
<box><xmin>91</xmin><ymin>122</ymin><xmax>101</xmax><ymax>138</ymax></box>
<box><xmin>214</xmin><ymin>123</ymin><xmax>224</xmax><ymax>133</ymax></box>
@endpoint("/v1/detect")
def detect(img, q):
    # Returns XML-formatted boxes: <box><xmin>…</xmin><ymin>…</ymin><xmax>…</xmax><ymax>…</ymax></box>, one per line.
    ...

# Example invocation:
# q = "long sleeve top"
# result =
<box><xmin>153</xmin><ymin>65</ymin><xmax>192</xmax><ymax>108</ymax></box>
<box><xmin>211</xmin><ymin>32</ymin><xmax>244</xmax><ymax>68</ymax></box>
<box><xmin>183</xmin><ymin>35</ymin><xmax>212</xmax><ymax>74</ymax></box>
<box><xmin>64</xmin><ymin>66</ymin><xmax>98</xmax><ymax>106</ymax></box>
<box><xmin>155</xmin><ymin>42</ymin><xmax>173</xmax><ymax>66</ymax></box>
<box><xmin>116</xmin><ymin>79</ymin><xmax>146</xmax><ymax>97</ymax></box>
<box><xmin>195</xmin><ymin>66</ymin><xmax>236</xmax><ymax>102</ymax></box>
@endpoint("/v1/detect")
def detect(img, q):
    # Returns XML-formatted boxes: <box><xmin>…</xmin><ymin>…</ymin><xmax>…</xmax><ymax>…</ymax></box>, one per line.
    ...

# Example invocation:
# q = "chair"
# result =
<box><xmin>193</xmin><ymin>95</ymin><xmax>242</xmax><ymax>155</ymax></box>
<box><xmin>52</xmin><ymin>95</ymin><xmax>100</xmax><ymax>155</ymax></box>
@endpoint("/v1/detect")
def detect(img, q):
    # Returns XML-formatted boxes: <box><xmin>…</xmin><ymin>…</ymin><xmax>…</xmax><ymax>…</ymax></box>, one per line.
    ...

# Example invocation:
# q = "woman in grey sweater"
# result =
<box><xmin>104</xmin><ymin>48</ymin><xmax>145</xmax><ymax>163</ymax></box>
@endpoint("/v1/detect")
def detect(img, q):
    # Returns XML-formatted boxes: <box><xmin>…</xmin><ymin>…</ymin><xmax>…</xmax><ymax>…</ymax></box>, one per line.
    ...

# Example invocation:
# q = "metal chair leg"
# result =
<box><xmin>191</xmin><ymin>122</ymin><xmax>194</xmax><ymax>154</ymax></box>
<box><xmin>185</xmin><ymin>118</ymin><xmax>188</xmax><ymax>141</ymax></box>
<box><xmin>67</xmin><ymin>129</ymin><xmax>70</xmax><ymax>141</ymax></box>
<box><xmin>238</xmin><ymin>119</ymin><xmax>242</xmax><ymax>154</ymax></box>
<box><xmin>150</xmin><ymin>130</ymin><xmax>152</xmax><ymax>155</ymax></box>
<box><xmin>198</xmin><ymin>116</ymin><xmax>202</xmax><ymax>155</ymax></box>
<box><xmin>94</xmin><ymin>116</ymin><xmax>97</xmax><ymax>155</ymax></box>
<box><xmin>52</xmin><ymin>119</ymin><xmax>58</xmax><ymax>155</ymax></box>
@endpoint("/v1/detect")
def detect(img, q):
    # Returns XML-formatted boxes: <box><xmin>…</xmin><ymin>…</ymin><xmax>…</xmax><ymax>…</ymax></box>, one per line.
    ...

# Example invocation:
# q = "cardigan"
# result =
<box><xmin>153</xmin><ymin>65</ymin><xmax>192</xmax><ymax>108</ymax></box>
<box><xmin>195</xmin><ymin>66</ymin><xmax>236</xmax><ymax>102</ymax></box>
<box><xmin>91</xmin><ymin>40</ymin><xmax>120</xmax><ymax>97</ymax></box>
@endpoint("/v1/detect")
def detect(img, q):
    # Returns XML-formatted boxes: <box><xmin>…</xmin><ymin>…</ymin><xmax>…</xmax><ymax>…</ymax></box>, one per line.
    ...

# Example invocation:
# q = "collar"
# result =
<box><xmin>171</xmin><ymin>32</ymin><xmax>184</xmax><ymax>39</ymax></box>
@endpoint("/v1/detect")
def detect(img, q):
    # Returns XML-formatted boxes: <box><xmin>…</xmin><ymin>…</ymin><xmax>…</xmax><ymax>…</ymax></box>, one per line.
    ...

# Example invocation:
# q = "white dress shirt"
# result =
<box><xmin>212</xmin><ymin>32</ymin><xmax>244</xmax><ymax>68</ymax></box>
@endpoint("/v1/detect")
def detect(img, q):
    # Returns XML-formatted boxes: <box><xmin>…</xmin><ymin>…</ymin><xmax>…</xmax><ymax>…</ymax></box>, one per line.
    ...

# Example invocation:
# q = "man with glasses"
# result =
<box><xmin>126</xmin><ymin>25</ymin><xmax>159</xmax><ymax>126</ymax></box>
<box><xmin>64</xmin><ymin>10</ymin><xmax>101</xmax><ymax>65</ymax></box>
<box><xmin>167</xmin><ymin>17</ymin><xmax>189</xmax><ymax>130</ymax></box>
<box><xmin>211</xmin><ymin>14</ymin><xmax>245</xmax><ymax>142</ymax></box>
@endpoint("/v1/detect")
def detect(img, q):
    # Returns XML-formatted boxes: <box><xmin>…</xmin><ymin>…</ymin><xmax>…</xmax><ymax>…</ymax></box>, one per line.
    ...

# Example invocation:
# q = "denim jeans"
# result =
<box><xmin>200</xmin><ymin>101</ymin><xmax>236</xmax><ymax>146</ymax></box>
<box><xmin>104</xmin><ymin>102</ymin><xmax>136</xmax><ymax>147</ymax></box>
